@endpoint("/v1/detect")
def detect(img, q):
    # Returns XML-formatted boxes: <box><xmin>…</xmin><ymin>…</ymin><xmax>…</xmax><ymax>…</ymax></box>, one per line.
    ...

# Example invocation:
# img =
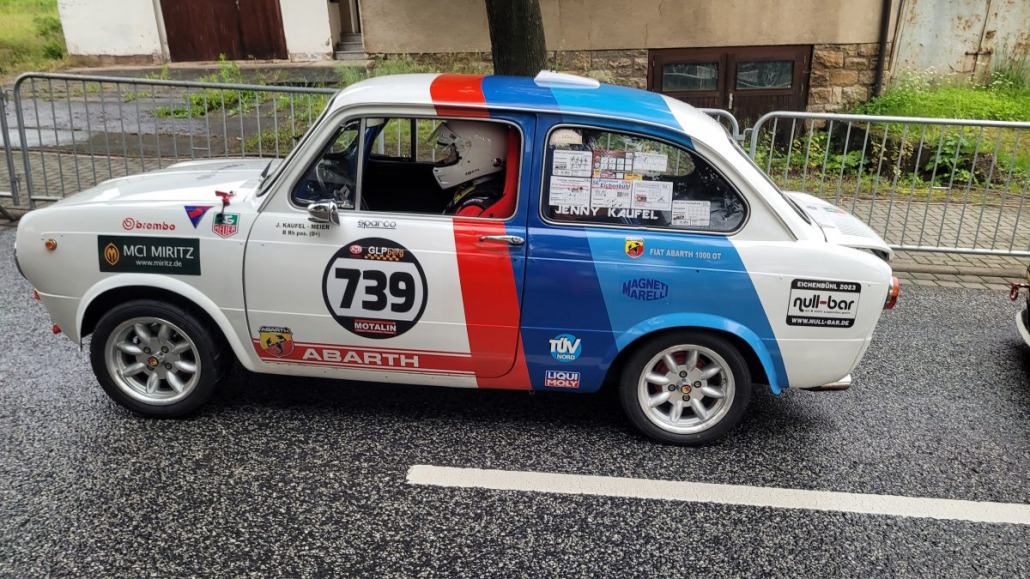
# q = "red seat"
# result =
<box><xmin>455</xmin><ymin>128</ymin><xmax>520</xmax><ymax>218</ymax></box>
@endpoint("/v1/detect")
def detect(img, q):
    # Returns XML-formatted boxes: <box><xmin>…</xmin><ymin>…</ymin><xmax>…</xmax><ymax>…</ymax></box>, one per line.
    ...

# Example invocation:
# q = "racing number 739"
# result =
<box><xmin>335</xmin><ymin>268</ymin><xmax>416</xmax><ymax>313</ymax></box>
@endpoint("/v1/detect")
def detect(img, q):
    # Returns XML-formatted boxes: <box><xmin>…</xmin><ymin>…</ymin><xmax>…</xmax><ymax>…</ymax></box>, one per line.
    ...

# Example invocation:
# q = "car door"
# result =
<box><xmin>243</xmin><ymin>112</ymin><xmax>532</xmax><ymax>385</ymax></box>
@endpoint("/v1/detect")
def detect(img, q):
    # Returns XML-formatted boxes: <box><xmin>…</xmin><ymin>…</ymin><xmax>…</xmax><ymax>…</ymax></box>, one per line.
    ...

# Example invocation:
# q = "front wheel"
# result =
<box><xmin>90</xmin><ymin>300</ymin><xmax>226</xmax><ymax>417</ymax></box>
<box><xmin>619</xmin><ymin>332</ymin><xmax>751</xmax><ymax>445</ymax></box>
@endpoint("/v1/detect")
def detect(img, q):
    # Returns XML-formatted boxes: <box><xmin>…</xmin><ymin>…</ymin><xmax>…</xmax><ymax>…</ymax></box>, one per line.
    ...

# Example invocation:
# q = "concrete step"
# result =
<box><xmin>334</xmin><ymin>51</ymin><xmax>370</xmax><ymax>62</ymax></box>
<box><xmin>334</xmin><ymin>41</ymin><xmax>364</xmax><ymax>53</ymax></box>
<box><xmin>340</xmin><ymin>33</ymin><xmax>362</xmax><ymax>43</ymax></box>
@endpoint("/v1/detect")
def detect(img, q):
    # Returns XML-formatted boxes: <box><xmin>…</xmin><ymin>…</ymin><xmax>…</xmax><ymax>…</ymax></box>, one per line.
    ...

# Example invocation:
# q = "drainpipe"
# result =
<box><xmin>872</xmin><ymin>0</ymin><xmax>892</xmax><ymax>97</ymax></box>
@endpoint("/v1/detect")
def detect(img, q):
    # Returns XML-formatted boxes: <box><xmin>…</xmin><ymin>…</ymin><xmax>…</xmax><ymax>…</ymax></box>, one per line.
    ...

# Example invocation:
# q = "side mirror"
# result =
<box><xmin>307</xmin><ymin>200</ymin><xmax>339</xmax><ymax>225</ymax></box>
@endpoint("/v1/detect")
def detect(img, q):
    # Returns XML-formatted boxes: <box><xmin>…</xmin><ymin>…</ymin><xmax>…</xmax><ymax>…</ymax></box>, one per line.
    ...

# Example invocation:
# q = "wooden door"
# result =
<box><xmin>161</xmin><ymin>0</ymin><xmax>287</xmax><ymax>62</ymax></box>
<box><xmin>649</xmin><ymin>45</ymin><xmax>811</xmax><ymax>126</ymax></box>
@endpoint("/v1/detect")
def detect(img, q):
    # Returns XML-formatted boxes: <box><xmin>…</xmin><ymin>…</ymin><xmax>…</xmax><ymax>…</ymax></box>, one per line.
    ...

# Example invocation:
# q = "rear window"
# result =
<box><xmin>542</xmin><ymin>127</ymin><xmax>747</xmax><ymax>233</ymax></box>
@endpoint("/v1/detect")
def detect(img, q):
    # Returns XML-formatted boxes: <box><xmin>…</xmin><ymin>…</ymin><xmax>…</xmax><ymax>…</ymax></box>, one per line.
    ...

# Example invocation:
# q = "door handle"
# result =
<box><xmin>479</xmin><ymin>235</ymin><xmax>525</xmax><ymax>246</ymax></box>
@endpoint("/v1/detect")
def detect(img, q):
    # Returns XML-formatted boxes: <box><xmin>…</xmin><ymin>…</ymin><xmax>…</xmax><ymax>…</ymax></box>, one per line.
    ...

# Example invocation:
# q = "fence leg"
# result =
<box><xmin>1</xmin><ymin>90</ymin><xmax>22</xmax><ymax>210</ymax></box>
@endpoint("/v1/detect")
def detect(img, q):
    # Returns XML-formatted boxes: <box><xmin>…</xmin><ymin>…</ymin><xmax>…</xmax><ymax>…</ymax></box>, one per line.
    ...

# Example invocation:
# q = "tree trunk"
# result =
<box><xmin>484</xmin><ymin>0</ymin><xmax>547</xmax><ymax>76</ymax></box>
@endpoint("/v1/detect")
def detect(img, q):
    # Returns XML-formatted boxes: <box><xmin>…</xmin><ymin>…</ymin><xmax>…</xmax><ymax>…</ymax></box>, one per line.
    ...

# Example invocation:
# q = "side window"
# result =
<box><xmin>292</xmin><ymin>119</ymin><xmax>360</xmax><ymax>207</ymax></box>
<box><xmin>360</xmin><ymin>117</ymin><xmax>519</xmax><ymax>218</ymax></box>
<box><xmin>543</xmin><ymin>127</ymin><xmax>747</xmax><ymax>232</ymax></box>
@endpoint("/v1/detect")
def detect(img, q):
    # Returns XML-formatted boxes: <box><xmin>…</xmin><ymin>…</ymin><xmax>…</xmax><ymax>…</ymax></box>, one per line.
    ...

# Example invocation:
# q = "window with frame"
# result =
<box><xmin>292</xmin><ymin>116</ymin><xmax>520</xmax><ymax>219</ymax></box>
<box><xmin>543</xmin><ymin>127</ymin><xmax>747</xmax><ymax>232</ymax></box>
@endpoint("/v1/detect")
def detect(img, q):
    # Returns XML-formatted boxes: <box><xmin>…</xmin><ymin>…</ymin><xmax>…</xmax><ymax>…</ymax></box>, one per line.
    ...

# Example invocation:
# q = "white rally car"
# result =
<box><xmin>15</xmin><ymin>72</ymin><xmax>898</xmax><ymax>445</ymax></box>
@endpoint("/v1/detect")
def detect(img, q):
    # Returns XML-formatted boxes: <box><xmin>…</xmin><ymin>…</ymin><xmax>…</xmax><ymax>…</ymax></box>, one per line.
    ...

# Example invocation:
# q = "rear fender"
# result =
<box><xmin>609</xmin><ymin>313</ymin><xmax>784</xmax><ymax>394</ymax></box>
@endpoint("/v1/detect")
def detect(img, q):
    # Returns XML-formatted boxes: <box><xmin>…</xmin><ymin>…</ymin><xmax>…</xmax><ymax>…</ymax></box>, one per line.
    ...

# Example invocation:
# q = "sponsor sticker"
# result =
<box><xmin>184</xmin><ymin>206</ymin><xmax>214</xmax><ymax>228</ymax></box>
<box><xmin>300</xmin><ymin>347</ymin><xmax>420</xmax><ymax>368</ymax></box>
<box><xmin>122</xmin><ymin>218</ymin><xmax>176</xmax><ymax>231</ymax></box>
<box><xmin>212</xmin><ymin>213</ymin><xmax>240</xmax><ymax>238</ymax></box>
<box><xmin>786</xmin><ymin>278</ymin><xmax>861</xmax><ymax>328</ymax></box>
<box><xmin>97</xmin><ymin>235</ymin><xmax>200</xmax><ymax>275</ymax></box>
<box><xmin>258</xmin><ymin>326</ymin><xmax>294</xmax><ymax>358</ymax></box>
<box><xmin>549</xmin><ymin>334</ymin><xmax>582</xmax><ymax>363</ymax></box>
<box><xmin>625</xmin><ymin>237</ymin><xmax>644</xmax><ymax>258</ymax></box>
<box><xmin>622</xmin><ymin>277</ymin><xmax>669</xmax><ymax>301</ymax></box>
<box><xmin>322</xmin><ymin>237</ymin><xmax>428</xmax><ymax>339</ymax></box>
<box><xmin>357</xmin><ymin>219</ymin><xmax>397</xmax><ymax>230</ymax></box>
<box><xmin>545</xmin><ymin>370</ymin><xmax>581</xmax><ymax>388</ymax></box>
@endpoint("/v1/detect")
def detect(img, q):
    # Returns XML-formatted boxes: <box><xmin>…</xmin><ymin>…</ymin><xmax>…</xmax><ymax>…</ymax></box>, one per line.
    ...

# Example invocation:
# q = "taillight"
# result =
<box><xmin>884</xmin><ymin>276</ymin><xmax>899</xmax><ymax>310</ymax></box>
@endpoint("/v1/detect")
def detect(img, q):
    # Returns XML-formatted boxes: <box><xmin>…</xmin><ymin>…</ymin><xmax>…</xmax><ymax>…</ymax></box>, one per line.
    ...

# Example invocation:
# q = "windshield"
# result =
<box><xmin>257</xmin><ymin>95</ymin><xmax>336</xmax><ymax>197</ymax></box>
<box><xmin>728</xmin><ymin>135</ymin><xmax>811</xmax><ymax>224</ymax></box>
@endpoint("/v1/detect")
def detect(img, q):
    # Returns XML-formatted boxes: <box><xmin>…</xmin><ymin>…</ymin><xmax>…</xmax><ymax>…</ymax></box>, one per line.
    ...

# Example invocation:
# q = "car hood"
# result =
<box><xmin>786</xmin><ymin>192</ymin><xmax>894</xmax><ymax>260</ymax></box>
<box><xmin>53</xmin><ymin>159</ymin><xmax>274</xmax><ymax>207</ymax></box>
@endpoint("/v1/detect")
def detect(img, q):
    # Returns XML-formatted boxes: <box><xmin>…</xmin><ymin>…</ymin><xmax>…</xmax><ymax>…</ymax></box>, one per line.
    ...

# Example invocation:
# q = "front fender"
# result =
<box><xmin>610</xmin><ymin>313</ymin><xmax>785</xmax><ymax>394</ymax></box>
<box><xmin>76</xmin><ymin>274</ymin><xmax>258</xmax><ymax>372</ymax></box>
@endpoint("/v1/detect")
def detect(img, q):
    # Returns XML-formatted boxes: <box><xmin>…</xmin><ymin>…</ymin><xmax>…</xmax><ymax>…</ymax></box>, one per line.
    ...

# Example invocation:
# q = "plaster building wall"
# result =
<box><xmin>57</xmin><ymin>0</ymin><xmax>164</xmax><ymax>63</ymax></box>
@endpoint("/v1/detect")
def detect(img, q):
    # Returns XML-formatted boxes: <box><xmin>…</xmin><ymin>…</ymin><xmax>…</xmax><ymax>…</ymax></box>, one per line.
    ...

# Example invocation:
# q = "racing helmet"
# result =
<box><xmin>428</xmin><ymin>120</ymin><xmax>507</xmax><ymax>189</ymax></box>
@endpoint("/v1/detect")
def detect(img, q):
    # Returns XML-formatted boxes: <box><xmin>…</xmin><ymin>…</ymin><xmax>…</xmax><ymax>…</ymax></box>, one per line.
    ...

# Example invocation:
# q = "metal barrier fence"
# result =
<box><xmin>1</xmin><ymin>90</ymin><xmax>21</xmax><ymax>215</ymax></box>
<box><xmin>749</xmin><ymin>111</ymin><xmax>1030</xmax><ymax>256</ymax></box>
<box><xmin>5</xmin><ymin>72</ymin><xmax>1029</xmax><ymax>257</ymax></box>
<box><xmin>9</xmin><ymin>72</ymin><xmax>336</xmax><ymax>208</ymax></box>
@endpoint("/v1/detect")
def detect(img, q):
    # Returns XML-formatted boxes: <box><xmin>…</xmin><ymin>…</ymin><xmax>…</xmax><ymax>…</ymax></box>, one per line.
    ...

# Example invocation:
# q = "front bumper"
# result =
<box><xmin>1016</xmin><ymin>308</ymin><xmax>1030</xmax><ymax>348</ymax></box>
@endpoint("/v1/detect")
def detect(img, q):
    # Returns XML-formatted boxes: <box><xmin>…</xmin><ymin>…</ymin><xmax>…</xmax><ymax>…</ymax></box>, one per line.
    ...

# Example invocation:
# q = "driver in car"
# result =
<box><xmin>428</xmin><ymin>120</ymin><xmax>509</xmax><ymax>216</ymax></box>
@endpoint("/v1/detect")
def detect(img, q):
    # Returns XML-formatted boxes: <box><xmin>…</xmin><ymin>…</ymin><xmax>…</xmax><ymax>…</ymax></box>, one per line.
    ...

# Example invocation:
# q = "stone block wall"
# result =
<box><xmin>808</xmin><ymin>43</ymin><xmax>890</xmax><ymax>112</ymax></box>
<box><xmin>374</xmin><ymin>44</ymin><xmax>888</xmax><ymax>112</ymax></box>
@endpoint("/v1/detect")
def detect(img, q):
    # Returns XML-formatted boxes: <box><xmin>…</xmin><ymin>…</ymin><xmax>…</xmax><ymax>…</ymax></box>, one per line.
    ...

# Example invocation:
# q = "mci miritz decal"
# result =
<box><xmin>321</xmin><ymin>238</ymin><xmax>428</xmax><ymax>339</ymax></box>
<box><xmin>98</xmin><ymin>235</ymin><xmax>201</xmax><ymax>276</ymax></box>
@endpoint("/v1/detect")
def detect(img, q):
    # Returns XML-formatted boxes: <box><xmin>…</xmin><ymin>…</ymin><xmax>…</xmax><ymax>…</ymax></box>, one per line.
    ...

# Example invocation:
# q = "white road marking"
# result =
<box><xmin>406</xmin><ymin>465</ymin><xmax>1030</xmax><ymax>526</ymax></box>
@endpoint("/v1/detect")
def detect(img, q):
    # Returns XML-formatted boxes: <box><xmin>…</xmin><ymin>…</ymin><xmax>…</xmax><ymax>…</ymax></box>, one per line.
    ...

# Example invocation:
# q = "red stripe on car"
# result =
<box><xmin>430</xmin><ymin>74</ymin><xmax>490</xmax><ymax>118</ymax></box>
<box><xmin>452</xmin><ymin>218</ymin><xmax>531</xmax><ymax>389</ymax></box>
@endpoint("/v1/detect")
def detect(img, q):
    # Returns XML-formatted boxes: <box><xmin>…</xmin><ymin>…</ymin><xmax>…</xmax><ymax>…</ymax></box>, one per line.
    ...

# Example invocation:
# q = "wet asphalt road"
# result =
<box><xmin>2</xmin><ymin>223</ymin><xmax>1030</xmax><ymax>577</ymax></box>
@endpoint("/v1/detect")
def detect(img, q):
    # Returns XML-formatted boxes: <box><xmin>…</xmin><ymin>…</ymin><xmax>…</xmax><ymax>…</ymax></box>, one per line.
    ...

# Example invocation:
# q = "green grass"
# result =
<box><xmin>0</xmin><ymin>0</ymin><xmax>67</xmax><ymax>76</ymax></box>
<box><xmin>852</xmin><ymin>63</ymin><xmax>1030</xmax><ymax>122</ymax></box>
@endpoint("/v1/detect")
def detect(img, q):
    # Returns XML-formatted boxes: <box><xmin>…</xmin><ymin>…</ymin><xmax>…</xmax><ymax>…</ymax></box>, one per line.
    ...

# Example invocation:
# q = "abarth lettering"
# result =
<box><xmin>301</xmin><ymin>348</ymin><xmax>419</xmax><ymax>368</ymax></box>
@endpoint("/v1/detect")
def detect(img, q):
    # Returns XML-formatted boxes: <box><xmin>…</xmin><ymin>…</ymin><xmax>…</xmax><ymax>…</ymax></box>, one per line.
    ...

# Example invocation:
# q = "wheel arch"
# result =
<box><xmin>602</xmin><ymin>314</ymin><xmax>782</xmax><ymax>394</ymax></box>
<box><xmin>77</xmin><ymin>276</ymin><xmax>257</xmax><ymax>372</ymax></box>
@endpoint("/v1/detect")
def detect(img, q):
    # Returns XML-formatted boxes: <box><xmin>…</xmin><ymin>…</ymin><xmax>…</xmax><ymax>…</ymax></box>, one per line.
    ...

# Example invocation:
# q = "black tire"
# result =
<box><xmin>619</xmin><ymin>331</ymin><xmax>751</xmax><ymax>445</ymax></box>
<box><xmin>89</xmin><ymin>299</ymin><xmax>227</xmax><ymax>417</ymax></box>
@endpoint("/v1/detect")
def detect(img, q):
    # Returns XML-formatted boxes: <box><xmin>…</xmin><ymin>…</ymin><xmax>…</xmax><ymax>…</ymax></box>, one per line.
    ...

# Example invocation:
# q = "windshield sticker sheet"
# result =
<box><xmin>552</xmin><ymin>150</ymin><xmax>593</xmax><ymax>178</ymax></box>
<box><xmin>672</xmin><ymin>200</ymin><xmax>711</xmax><ymax>227</ymax></box>
<box><xmin>786</xmin><ymin>279</ymin><xmax>861</xmax><ymax>328</ymax></box>
<box><xmin>549</xmin><ymin>176</ymin><xmax>591</xmax><ymax>210</ymax></box>
<box><xmin>631</xmin><ymin>180</ymin><xmax>673</xmax><ymax>211</ymax></box>
<box><xmin>593</xmin><ymin>149</ymin><xmax>634</xmax><ymax>179</ymax></box>
<box><xmin>590</xmin><ymin>178</ymin><xmax>632</xmax><ymax>210</ymax></box>
<box><xmin>632</xmin><ymin>152</ymin><xmax>669</xmax><ymax>174</ymax></box>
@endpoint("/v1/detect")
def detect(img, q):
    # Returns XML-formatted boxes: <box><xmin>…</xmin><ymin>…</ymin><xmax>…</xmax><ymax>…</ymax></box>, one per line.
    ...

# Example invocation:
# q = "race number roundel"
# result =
<box><xmin>322</xmin><ymin>238</ymin><xmax>428</xmax><ymax>339</ymax></box>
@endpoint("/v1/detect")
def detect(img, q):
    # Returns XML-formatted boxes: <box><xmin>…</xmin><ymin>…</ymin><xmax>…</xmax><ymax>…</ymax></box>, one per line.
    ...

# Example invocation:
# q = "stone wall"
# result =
<box><xmin>808</xmin><ymin>43</ymin><xmax>890</xmax><ymax>112</ymax></box>
<box><xmin>379</xmin><ymin>44</ymin><xmax>888</xmax><ymax>112</ymax></box>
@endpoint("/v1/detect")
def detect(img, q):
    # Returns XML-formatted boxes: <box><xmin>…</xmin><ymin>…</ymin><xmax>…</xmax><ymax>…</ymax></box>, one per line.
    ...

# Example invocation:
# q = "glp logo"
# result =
<box><xmin>549</xmin><ymin>334</ymin><xmax>582</xmax><ymax>363</ymax></box>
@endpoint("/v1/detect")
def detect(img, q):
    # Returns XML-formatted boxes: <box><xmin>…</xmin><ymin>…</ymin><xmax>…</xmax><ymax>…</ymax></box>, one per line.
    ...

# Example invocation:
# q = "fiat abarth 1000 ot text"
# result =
<box><xmin>15</xmin><ymin>72</ymin><xmax>899</xmax><ymax>445</ymax></box>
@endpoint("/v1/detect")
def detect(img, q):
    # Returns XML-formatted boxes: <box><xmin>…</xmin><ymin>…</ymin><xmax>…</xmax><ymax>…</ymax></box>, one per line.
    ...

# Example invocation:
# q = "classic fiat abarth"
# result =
<box><xmin>15</xmin><ymin>72</ymin><xmax>899</xmax><ymax>445</ymax></box>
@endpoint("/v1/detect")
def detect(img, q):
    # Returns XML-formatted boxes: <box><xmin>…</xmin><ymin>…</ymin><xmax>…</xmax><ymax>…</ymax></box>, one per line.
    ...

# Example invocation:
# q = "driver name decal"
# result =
<box><xmin>322</xmin><ymin>237</ymin><xmax>428</xmax><ymax>339</ymax></box>
<box><xmin>786</xmin><ymin>279</ymin><xmax>861</xmax><ymax>328</ymax></box>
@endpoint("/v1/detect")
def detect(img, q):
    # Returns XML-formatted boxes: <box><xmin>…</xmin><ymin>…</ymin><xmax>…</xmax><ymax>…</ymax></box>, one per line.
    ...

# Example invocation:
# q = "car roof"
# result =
<box><xmin>330</xmin><ymin>73</ymin><xmax>731</xmax><ymax>149</ymax></box>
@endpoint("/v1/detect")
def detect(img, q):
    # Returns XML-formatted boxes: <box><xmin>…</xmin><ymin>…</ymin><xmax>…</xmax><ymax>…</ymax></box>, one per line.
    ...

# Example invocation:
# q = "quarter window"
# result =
<box><xmin>543</xmin><ymin>127</ymin><xmax>747</xmax><ymax>232</ymax></box>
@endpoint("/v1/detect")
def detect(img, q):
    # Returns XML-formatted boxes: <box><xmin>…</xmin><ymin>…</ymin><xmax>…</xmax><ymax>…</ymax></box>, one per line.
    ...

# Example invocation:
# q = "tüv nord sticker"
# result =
<box><xmin>786</xmin><ymin>279</ymin><xmax>861</xmax><ymax>328</ymax></box>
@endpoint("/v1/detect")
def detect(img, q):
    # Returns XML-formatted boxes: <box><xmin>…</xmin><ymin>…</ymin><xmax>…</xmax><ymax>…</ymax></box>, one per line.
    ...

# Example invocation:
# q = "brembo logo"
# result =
<box><xmin>122</xmin><ymin>217</ymin><xmax>176</xmax><ymax>231</ymax></box>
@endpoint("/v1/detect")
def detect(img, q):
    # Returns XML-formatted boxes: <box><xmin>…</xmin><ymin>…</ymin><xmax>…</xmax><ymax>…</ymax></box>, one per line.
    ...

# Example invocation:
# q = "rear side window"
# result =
<box><xmin>542</xmin><ymin>127</ymin><xmax>747</xmax><ymax>232</ymax></box>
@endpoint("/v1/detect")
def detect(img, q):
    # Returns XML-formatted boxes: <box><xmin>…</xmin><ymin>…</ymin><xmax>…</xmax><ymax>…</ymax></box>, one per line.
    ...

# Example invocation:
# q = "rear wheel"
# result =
<box><xmin>619</xmin><ymin>331</ymin><xmax>751</xmax><ymax>445</ymax></box>
<box><xmin>90</xmin><ymin>300</ymin><xmax>226</xmax><ymax>417</ymax></box>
